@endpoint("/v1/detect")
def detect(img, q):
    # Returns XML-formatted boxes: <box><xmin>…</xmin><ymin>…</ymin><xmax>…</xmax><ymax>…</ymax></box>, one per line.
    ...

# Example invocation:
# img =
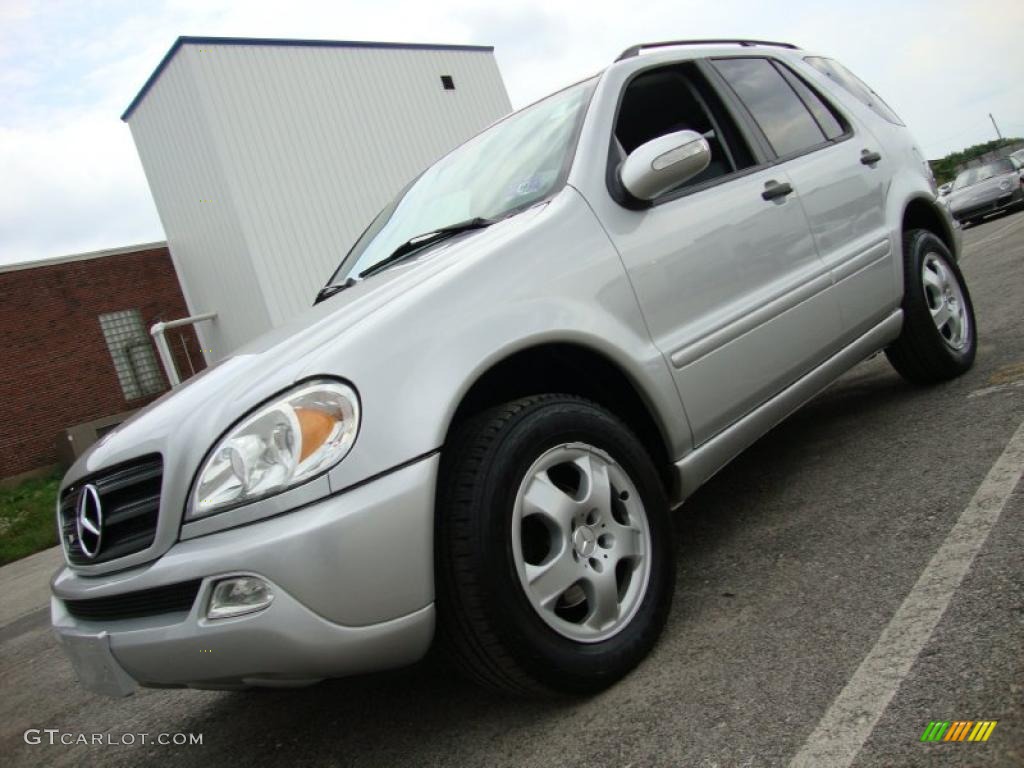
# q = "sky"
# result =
<box><xmin>1</xmin><ymin>0</ymin><xmax>1022</xmax><ymax>266</ymax></box>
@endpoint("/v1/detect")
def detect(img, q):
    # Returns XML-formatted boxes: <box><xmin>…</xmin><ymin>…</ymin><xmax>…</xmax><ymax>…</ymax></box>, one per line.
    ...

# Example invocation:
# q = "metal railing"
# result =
<box><xmin>150</xmin><ymin>312</ymin><xmax>217</xmax><ymax>387</ymax></box>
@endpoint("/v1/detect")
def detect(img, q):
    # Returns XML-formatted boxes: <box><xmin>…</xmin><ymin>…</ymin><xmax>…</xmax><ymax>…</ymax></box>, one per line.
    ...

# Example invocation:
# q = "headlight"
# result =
<box><xmin>1000</xmin><ymin>179</ymin><xmax>1011</xmax><ymax>190</ymax></box>
<box><xmin>189</xmin><ymin>380</ymin><xmax>359</xmax><ymax>519</ymax></box>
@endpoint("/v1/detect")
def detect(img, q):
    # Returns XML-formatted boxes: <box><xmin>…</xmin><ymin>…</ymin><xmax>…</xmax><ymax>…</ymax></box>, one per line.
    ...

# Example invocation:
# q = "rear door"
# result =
<box><xmin>711</xmin><ymin>56</ymin><xmax>897</xmax><ymax>339</ymax></box>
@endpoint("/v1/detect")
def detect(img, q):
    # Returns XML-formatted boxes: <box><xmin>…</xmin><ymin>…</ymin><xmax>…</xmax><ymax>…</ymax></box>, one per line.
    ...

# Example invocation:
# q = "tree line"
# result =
<box><xmin>929</xmin><ymin>137</ymin><xmax>1024</xmax><ymax>184</ymax></box>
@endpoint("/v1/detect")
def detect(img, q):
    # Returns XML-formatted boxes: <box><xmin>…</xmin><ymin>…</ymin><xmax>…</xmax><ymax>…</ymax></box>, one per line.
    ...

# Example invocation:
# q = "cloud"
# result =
<box><xmin>0</xmin><ymin>109</ymin><xmax>161</xmax><ymax>260</ymax></box>
<box><xmin>1</xmin><ymin>0</ymin><xmax>1022</xmax><ymax>265</ymax></box>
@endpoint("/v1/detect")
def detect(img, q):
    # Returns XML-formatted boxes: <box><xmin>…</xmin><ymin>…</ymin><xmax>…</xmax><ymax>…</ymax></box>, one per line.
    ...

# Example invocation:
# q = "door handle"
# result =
<box><xmin>762</xmin><ymin>180</ymin><xmax>794</xmax><ymax>200</ymax></box>
<box><xmin>860</xmin><ymin>149</ymin><xmax>882</xmax><ymax>165</ymax></box>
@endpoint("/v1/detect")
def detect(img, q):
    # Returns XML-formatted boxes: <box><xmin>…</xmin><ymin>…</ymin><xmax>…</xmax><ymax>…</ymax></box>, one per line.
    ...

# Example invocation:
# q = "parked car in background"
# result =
<box><xmin>52</xmin><ymin>38</ymin><xmax>972</xmax><ymax>698</ymax></box>
<box><xmin>947</xmin><ymin>157</ymin><xmax>1024</xmax><ymax>226</ymax></box>
<box><xmin>1011</xmin><ymin>148</ymin><xmax>1024</xmax><ymax>167</ymax></box>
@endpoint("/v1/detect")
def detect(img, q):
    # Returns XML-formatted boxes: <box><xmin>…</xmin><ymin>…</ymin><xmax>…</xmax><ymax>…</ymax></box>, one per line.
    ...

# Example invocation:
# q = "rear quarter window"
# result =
<box><xmin>803</xmin><ymin>56</ymin><xmax>904</xmax><ymax>126</ymax></box>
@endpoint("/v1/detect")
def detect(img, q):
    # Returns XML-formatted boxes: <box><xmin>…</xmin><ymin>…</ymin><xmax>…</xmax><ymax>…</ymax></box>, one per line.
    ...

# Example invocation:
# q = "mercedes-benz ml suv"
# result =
<box><xmin>52</xmin><ymin>39</ymin><xmax>973</xmax><ymax>697</ymax></box>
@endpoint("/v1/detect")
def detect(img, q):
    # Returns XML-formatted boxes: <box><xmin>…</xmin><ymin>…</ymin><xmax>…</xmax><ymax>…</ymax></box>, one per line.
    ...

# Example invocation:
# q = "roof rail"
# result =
<box><xmin>615</xmin><ymin>39</ymin><xmax>799</xmax><ymax>62</ymax></box>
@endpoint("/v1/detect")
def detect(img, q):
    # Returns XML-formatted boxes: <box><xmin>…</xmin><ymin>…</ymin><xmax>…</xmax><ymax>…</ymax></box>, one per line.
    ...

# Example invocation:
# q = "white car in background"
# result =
<box><xmin>946</xmin><ymin>157</ymin><xmax>1024</xmax><ymax>226</ymax></box>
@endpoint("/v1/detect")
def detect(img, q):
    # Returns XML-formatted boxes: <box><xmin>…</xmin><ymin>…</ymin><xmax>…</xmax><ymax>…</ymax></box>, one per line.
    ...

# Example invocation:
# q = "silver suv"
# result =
<box><xmin>52</xmin><ymin>39</ymin><xmax>974</xmax><ymax>697</ymax></box>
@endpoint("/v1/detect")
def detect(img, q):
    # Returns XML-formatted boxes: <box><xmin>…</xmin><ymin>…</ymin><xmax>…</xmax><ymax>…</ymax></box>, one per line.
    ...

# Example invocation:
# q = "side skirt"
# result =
<box><xmin>672</xmin><ymin>310</ymin><xmax>903</xmax><ymax>503</ymax></box>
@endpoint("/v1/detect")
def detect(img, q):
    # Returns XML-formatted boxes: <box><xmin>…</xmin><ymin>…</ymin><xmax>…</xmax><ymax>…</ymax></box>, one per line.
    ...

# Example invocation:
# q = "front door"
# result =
<box><xmin>596</xmin><ymin>61</ymin><xmax>842</xmax><ymax>446</ymax></box>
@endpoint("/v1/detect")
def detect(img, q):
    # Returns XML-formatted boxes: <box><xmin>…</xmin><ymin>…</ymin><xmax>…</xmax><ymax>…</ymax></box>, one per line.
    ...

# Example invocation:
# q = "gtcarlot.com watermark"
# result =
<box><xmin>24</xmin><ymin>729</ymin><xmax>202</xmax><ymax>746</ymax></box>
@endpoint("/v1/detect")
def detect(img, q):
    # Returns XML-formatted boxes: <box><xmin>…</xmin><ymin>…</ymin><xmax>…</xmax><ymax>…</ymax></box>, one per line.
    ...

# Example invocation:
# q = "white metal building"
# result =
<box><xmin>124</xmin><ymin>36</ymin><xmax>512</xmax><ymax>360</ymax></box>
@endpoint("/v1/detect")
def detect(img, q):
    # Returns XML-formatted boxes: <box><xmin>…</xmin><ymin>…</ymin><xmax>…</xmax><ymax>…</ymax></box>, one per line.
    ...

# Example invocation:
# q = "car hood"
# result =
<box><xmin>64</xmin><ymin>204</ymin><xmax>547</xmax><ymax>491</ymax></box>
<box><xmin>948</xmin><ymin>172</ymin><xmax>1018</xmax><ymax>209</ymax></box>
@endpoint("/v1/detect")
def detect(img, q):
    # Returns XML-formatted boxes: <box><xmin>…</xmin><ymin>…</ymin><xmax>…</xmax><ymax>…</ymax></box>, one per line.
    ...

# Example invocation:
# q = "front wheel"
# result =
<box><xmin>435</xmin><ymin>395</ymin><xmax>674</xmax><ymax>695</ymax></box>
<box><xmin>885</xmin><ymin>229</ymin><xmax>976</xmax><ymax>384</ymax></box>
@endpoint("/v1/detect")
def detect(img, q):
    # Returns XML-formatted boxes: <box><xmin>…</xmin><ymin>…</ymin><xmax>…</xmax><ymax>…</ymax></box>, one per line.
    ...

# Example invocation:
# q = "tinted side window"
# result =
<box><xmin>713</xmin><ymin>57</ymin><xmax>826</xmax><ymax>157</ymax></box>
<box><xmin>776</xmin><ymin>64</ymin><xmax>845</xmax><ymax>140</ymax></box>
<box><xmin>804</xmin><ymin>56</ymin><xmax>904</xmax><ymax>126</ymax></box>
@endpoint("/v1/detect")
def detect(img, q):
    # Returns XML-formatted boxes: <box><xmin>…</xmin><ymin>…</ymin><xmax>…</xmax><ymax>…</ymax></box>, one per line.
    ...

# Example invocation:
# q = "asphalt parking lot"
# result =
<box><xmin>3</xmin><ymin>210</ymin><xmax>1023</xmax><ymax>768</ymax></box>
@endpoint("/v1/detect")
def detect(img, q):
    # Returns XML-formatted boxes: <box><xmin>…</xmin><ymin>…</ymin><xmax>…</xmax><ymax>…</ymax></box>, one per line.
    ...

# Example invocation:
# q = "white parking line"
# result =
<box><xmin>789</xmin><ymin>418</ymin><xmax>1024</xmax><ymax>768</ymax></box>
<box><xmin>968</xmin><ymin>380</ymin><xmax>1024</xmax><ymax>399</ymax></box>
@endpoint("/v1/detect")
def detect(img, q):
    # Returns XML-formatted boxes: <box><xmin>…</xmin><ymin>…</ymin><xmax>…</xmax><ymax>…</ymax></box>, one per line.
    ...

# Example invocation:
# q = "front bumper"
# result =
<box><xmin>951</xmin><ymin>186</ymin><xmax>1024</xmax><ymax>221</ymax></box>
<box><xmin>51</xmin><ymin>454</ymin><xmax>439</xmax><ymax>694</ymax></box>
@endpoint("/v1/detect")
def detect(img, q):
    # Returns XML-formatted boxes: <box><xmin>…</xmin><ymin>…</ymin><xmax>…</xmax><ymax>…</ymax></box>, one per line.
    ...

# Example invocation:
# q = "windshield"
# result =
<box><xmin>329</xmin><ymin>78</ymin><xmax>597</xmax><ymax>283</ymax></box>
<box><xmin>954</xmin><ymin>159</ymin><xmax>1015</xmax><ymax>189</ymax></box>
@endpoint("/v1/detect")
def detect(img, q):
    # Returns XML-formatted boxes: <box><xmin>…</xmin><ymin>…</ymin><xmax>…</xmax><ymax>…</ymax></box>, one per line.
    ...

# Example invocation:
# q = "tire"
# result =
<box><xmin>435</xmin><ymin>394</ymin><xmax>674</xmax><ymax>696</ymax></box>
<box><xmin>885</xmin><ymin>229</ymin><xmax>976</xmax><ymax>384</ymax></box>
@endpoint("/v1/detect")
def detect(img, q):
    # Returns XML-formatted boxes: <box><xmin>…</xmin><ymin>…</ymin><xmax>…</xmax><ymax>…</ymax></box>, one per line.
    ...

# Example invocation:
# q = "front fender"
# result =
<box><xmin>313</xmin><ymin>188</ymin><xmax>691</xmax><ymax>496</ymax></box>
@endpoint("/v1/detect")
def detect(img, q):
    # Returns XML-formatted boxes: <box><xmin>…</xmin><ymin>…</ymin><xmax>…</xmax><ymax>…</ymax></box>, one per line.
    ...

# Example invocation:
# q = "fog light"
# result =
<box><xmin>207</xmin><ymin>576</ymin><xmax>274</xmax><ymax>619</ymax></box>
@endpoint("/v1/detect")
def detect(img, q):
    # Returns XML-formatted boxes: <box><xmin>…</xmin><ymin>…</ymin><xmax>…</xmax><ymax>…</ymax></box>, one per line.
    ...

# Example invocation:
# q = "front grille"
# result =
<box><xmin>64</xmin><ymin>580</ymin><xmax>201</xmax><ymax>621</ymax></box>
<box><xmin>960</xmin><ymin>194</ymin><xmax>1017</xmax><ymax>220</ymax></box>
<box><xmin>60</xmin><ymin>455</ymin><xmax>162</xmax><ymax>565</ymax></box>
<box><xmin>957</xmin><ymin>201</ymin><xmax>996</xmax><ymax>219</ymax></box>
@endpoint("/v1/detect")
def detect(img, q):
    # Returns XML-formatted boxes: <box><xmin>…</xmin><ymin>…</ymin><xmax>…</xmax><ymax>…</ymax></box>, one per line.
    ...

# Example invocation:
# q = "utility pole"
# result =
<box><xmin>989</xmin><ymin>113</ymin><xmax>1003</xmax><ymax>141</ymax></box>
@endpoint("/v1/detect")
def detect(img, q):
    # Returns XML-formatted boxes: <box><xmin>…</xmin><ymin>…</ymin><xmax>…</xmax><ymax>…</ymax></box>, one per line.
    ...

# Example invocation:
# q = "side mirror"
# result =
<box><xmin>619</xmin><ymin>130</ymin><xmax>711</xmax><ymax>201</ymax></box>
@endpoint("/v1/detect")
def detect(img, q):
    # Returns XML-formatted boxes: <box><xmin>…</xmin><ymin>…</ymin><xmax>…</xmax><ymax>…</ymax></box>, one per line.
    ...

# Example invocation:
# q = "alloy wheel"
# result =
<box><xmin>511</xmin><ymin>442</ymin><xmax>652</xmax><ymax>643</ymax></box>
<box><xmin>921</xmin><ymin>252</ymin><xmax>969</xmax><ymax>350</ymax></box>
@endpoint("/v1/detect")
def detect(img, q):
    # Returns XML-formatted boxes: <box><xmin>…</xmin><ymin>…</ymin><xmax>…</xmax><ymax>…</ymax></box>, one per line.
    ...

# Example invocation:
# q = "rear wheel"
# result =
<box><xmin>435</xmin><ymin>395</ymin><xmax>674</xmax><ymax>695</ymax></box>
<box><xmin>886</xmin><ymin>229</ymin><xmax>976</xmax><ymax>383</ymax></box>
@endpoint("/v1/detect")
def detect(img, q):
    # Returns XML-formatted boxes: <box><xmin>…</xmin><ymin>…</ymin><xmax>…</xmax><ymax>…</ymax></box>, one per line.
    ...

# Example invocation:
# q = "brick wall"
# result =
<box><xmin>0</xmin><ymin>244</ymin><xmax>205</xmax><ymax>479</ymax></box>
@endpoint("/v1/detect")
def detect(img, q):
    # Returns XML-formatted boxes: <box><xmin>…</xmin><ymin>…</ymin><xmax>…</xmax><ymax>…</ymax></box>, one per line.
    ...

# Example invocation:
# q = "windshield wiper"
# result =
<box><xmin>358</xmin><ymin>217</ymin><xmax>495</xmax><ymax>279</ymax></box>
<box><xmin>313</xmin><ymin>276</ymin><xmax>358</xmax><ymax>305</ymax></box>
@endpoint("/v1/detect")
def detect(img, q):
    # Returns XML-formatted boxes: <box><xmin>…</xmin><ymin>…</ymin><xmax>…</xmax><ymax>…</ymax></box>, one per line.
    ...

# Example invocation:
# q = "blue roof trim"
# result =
<box><xmin>121</xmin><ymin>36</ymin><xmax>496</xmax><ymax>121</ymax></box>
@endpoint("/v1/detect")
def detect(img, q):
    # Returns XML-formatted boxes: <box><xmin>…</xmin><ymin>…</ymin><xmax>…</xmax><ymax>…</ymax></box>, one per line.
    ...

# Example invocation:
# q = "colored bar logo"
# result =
<box><xmin>920</xmin><ymin>720</ymin><xmax>997</xmax><ymax>742</ymax></box>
